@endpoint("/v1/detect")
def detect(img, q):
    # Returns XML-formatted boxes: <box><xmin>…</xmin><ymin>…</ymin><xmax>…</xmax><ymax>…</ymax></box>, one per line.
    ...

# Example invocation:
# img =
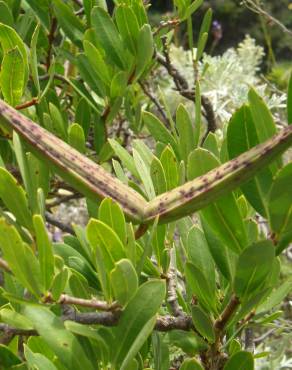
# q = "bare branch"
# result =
<box><xmin>43</xmin><ymin>293</ymin><xmax>121</xmax><ymax>312</ymax></box>
<box><xmin>45</xmin><ymin>211</ymin><xmax>74</xmax><ymax>235</ymax></box>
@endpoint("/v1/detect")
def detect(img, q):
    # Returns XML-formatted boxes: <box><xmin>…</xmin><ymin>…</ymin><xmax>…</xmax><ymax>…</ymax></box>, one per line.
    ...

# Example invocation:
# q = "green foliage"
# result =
<box><xmin>0</xmin><ymin>1</ymin><xmax>291</xmax><ymax>369</ymax></box>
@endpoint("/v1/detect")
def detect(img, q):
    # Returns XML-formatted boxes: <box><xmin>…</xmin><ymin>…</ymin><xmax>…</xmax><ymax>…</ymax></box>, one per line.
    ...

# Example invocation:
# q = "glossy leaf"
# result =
<box><xmin>98</xmin><ymin>198</ymin><xmax>127</xmax><ymax>245</ymax></box>
<box><xmin>115</xmin><ymin>5</ymin><xmax>139</xmax><ymax>55</ymax></box>
<box><xmin>143</xmin><ymin>112</ymin><xmax>179</xmax><ymax>157</ymax></box>
<box><xmin>227</xmin><ymin>105</ymin><xmax>272</xmax><ymax>217</ymax></box>
<box><xmin>113</xmin><ymin>280</ymin><xmax>166</xmax><ymax>368</ymax></box>
<box><xmin>135</xmin><ymin>24</ymin><xmax>153</xmax><ymax>79</ymax></box>
<box><xmin>33</xmin><ymin>215</ymin><xmax>54</xmax><ymax>291</ymax></box>
<box><xmin>68</xmin><ymin>123</ymin><xmax>86</xmax><ymax>153</ymax></box>
<box><xmin>23</xmin><ymin>306</ymin><xmax>95</xmax><ymax>370</ymax></box>
<box><xmin>268</xmin><ymin>163</ymin><xmax>292</xmax><ymax>236</ymax></box>
<box><xmin>0</xmin><ymin>167</ymin><xmax>33</xmax><ymax>230</ymax></box>
<box><xmin>91</xmin><ymin>6</ymin><xmax>125</xmax><ymax>69</ymax></box>
<box><xmin>185</xmin><ymin>262</ymin><xmax>217</xmax><ymax>314</ymax></box>
<box><xmin>52</xmin><ymin>0</ymin><xmax>85</xmax><ymax>47</ymax></box>
<box><xmin>0</xmin><ymin>219</ymin><xmax>43</xmax><ymax>297</ymax></box>
<box><xmin>110</xmin><ymin>259</ymin><xmax>138</xmax><ymax>305</ymax></box>
<box><xmin>0</xmin><ymin>345</ymin><xmax>21</xmax><ymax>368</ymax></box>
<box><xmin>191</xmin><ymin>306</ymin><xmax>215</xmax><ymax>343</ymax></box>
<box><xmin>24</xmin><ymin>345</ymin><xmax>57</xmax><ymax>370</ymax></box>
<box><xmin>223</xmin><ymin>351</ymin><xmax>254</xmax><ymax>370</ymax></box>
<box><xmin>0</xmin><ymin>46</ymin><xmax>25</xmax><ymax>106</ymax></box>
<box><xmin>176</xmin><ymin>104</ymin><xmax>195</xmax><ymax>164</ymax></box>
<box><xmin>180</xmin><ymin>358</ymin><xmax>204</xmax><ymax>370</ymax></box>
<box><xmin>234</xmin><ymin>240</ymin><xmax>275</xmax><ymax>300</ymax></box>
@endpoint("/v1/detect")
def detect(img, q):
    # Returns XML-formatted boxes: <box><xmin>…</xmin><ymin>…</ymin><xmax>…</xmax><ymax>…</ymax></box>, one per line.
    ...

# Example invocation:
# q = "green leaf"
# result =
<box><xmin>180</xmin><ymin>358</ymin><xmax>204</xmax><ymax>370</ymax></box>
<box><xmin>33</xmin><ymin>215</ymin><xmax>55</xmax><ymax>291</ymax></box>
<box><xmin>51</xmin><ymin>268</ymin><xmax>69</xmax><ymax>301</ymax></box>
<box><xmin>191</xmin><ymin>306</ymin><xmax>215</xmax><ymax>343</ymax></box>
<box><xmin>198</xmin><ymin>8</ymin><xmax>212</xmax><ymax>50</ymax></box>
<box><xmin>227</xmin><ymin>105</ymin><xmax>272</xmax><ymax>217</ymax></box>
<box><xmin>98</xmin><ymin>198</ymin><xmax>127</xmax><ymax>245</ymax></box>
<box><xmin>0</xmin><ymin>219</ymin><xmax>43</xmax><ymax>297</ymax></box>
<box><xmin>196</xmin><ymin>32</ymin><xmax>208</xmax><ymax>61</ymax></box>
<box><xmin>110</xmin><ymin>259</ymin><xmax>138</xmax><ymax>305</ymax></box>
<box><xmin>25</xmin><ymin>0</ymin><xmax>50</xmax><ymax>29</ymax></box>
<box><xmin>160</xmin><ymin>146</ymin><xmax>179</xmax><ymax>190</ymax></box>
<box><xmin>77</xmin><ymin>53</ymin><xmax>107</xmax><ymax>98</ymax></box>
<box><xmin>176</xmin><ymin>104</ymin><xmax>195</xmax><ymax>164</ymax></box>
<box><xmin>268</xmin><ymin>163</ymin><xmax>292</xmax><ymax>236</ymax></box>
<box><xmin>203</xmin><ymin>132</ymin><xmax>219</xmax><ymax>158</ymax></box>
<box><xmin>201</xmin><ymin>219</ymin><xmax>237</xmax><ymax>281</ymax></box>
<box><xmin>184</xmin><ymin>0</ymin><xmax>204</xmax><ymax>19</ymax></box>
<box><xmin>187</xmin><ymin>226</ymin><xmax>216</xmax><ymax>296</ymax></box>
<box><xmin>68</xmin><ymin>123</ymin><xmax>86</xmax><ymax>153</ymax></box>
<box><xmin>113</xmin><ymin>280</ymin><xmax>166</xmax><ymax>368</ymax></box>
<box><xmin>52</xmin><ymin>0</ymin><xmax>85</xmax><ymax>47</ymax></box>
<box><xmin>288</xmin><ymin>72</ymin><xmax>292</xmax><ymax>124</ymax></box>
<box><xmin>75</xmin><ymin>98</ymin><xmax>91</xmax><ymax>138</ymax></box>
<box><xmin>256</xmin><ymin>279</ymin><xmax>292</xmax><ymax>313</ymax></box>
<box><xmin>64</xmin><ymin>321</ymin><xmax>109</xmax><ymax>362</ymax></box>
<box><xmin>248</xmin><ymin>88</ymin><xmax>280</xmax><ymax>173</ymax></box>
<box><xmin>143</xmin><ymin>111</ymin><xmax>179</xmax><ymax>158</ymax></box>
<box><xmin>185</xmin><ymin>262</ymin><xmax>217</xmax><ymax>314</ymax></box>
<box><xmin>223</xmin><ymin>351</ymin><xmax>254</xmax><ymax>370</ymax></box>
<box><xmin>0</xmin><ymin>167</ymin><xmax>33</xmax><ymax>230</ymax></box>
<box><xmin>0</xmin><ymin>2</ymin><xmax>14</xmax><ymax>27</ymax></box>
<box><xmin>135</xmin><ymin>24</ymin><xmax>153</xmax><ymax>79</ymax></box>
<box><xmin>22</xmin><ymin>306</ymin><xmax>95</xmax><ymax>370</ymax></box>
<box><xmin>91</xmin><ymin>6</ymin><xmax>125</xmax><ymax>69</ymax></box>
<box><xmin>150</xmin><ymin>156</ymin><xmax>167</xmax><ymax>195</ymax></box>
<box><xmin>168</xmin><ymin>330</ymin><xmax>207</xmax><ymax>355</ymax></box>
<box><xmin>0</xmin><ymin>308</ymin><xmax>34</xmax><ymax>330</ymax></box>
<box><xmin>108</xmin><ymin>138</ymin><xmax>140</xmax><ymax>179</ymax></box>
<box><xmin>83</xmin><ymin>40</ymin><xmax>112</xmax><ymax>86</ymax></box>
<box><xmin>30</xmin><ymin>23</ymin><xmax>41</xmax><ymax>97</ymax></box>
<box><xmin>133</xmin><ymin>149</ymin><xmax>155</xmax><ymax>199</ymax></box>
<box><xmin>0</xmin><ymin>345</ymin><xmax>21</xmax><ymax>368</ymax></box>
<box><xmin>24</xmin><ymin>345</ymin><xmax>57</xmax><ymax>370</ymax></box>
<box><xmin>49</xmin><ymin>103</ymin><xmax>67</xmax><ymax>141</ymax></box>
<box><xmin>0</xmin><ymin>23</ymin><xmax>29</xmax><ymax>84</ymax></box>
<box><xmin>0</xmin><ymin>46</ymin><xmax>25</xmax><ymax>106</ymax></box>
<box><xmin>187</xmin><ymin>148</ymin><xmax>248</xmax><ymax>253</ymax></box>
<box><xmin>87</xmin><ymin>219</ymin><xmax>126</xmax><ymax>263</ymax></box>
<box><xmin>234</xmin><ymin>240</ymin><xmax>275</xmax><ymax>300</ymax></box>
<box><xmin>115</xmin><ymin>5</ymin><xmax>139</xmax><ymax>55</ymax></box>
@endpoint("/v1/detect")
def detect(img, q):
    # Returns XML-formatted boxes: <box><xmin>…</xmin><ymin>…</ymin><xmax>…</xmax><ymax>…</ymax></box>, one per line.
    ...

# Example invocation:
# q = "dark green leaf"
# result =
<box><xmin>113</xmin><ymin>280</ymin><xmax>166</xmax><ymax>368</ymax></box>
<box><xmin>191</xmin><ymin>306</ymin><xmax>215</xmax><ymax>343</ymax></box>
<box><xmin>91</xmin><ymin>6</ymin><xmax>125</xmax><ymax>69</ymax></box>
<box><xmin>180</xmin><ymin>358</ymin><xmax>204</xmax><ymax>370</ymax></box>
<box><xmin>223</xmin><ymin>351</ymin><xmax>254</xmax><ymax>370</ymax></box>
<box><xmin>23</xmin><ymin>306</ymin><xmax>95</xmax><ymax>370</ymax></box>
<box><xmin>234</xmin><ymin>240</ymin><xmax>275</xmax><ymax>300</ymax></box>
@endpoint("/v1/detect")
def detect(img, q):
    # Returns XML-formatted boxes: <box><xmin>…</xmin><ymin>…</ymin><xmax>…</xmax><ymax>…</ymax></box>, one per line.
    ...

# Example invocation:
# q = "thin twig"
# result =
<box><xmin>45</xmin><ymin>211</ymin><xmax>74</xmax><ymax>234</ymax></box>
<box><xmin>214</xmin><ymin>295</ymin><xmax>240</xmax><ymax>333</ymax></box>
<box><xmin>46</xmin><ymin>193</ymin><xmax>83</xmax><ymax>209</ymax></box>
<box><xmin>44</xmin><ymin>293</ymin><xmax>121</xmax><ymax>312</ymax></box>
<box><xmin>15</xmin><ymin>98</ymin><xmax>38</xmax><ymax>110</ymax></box>
<box><xmin>155</xmin><ymin>40</ymin><xmax>217</xmax><ymax>134</ymax></box>
<box><xmin>139</xmin><ymin>82</ymin><xmax>170</xmax><ymax>127</ymax></box>
<box><xmin>0</xmin><ymin>312</ymin><xmax>194</xmax><ymax>335</ymax></box>
<box><xmin>243</xmin><ymin>0</ymin><xmax>292</xmax><ymax>38</ymax></box>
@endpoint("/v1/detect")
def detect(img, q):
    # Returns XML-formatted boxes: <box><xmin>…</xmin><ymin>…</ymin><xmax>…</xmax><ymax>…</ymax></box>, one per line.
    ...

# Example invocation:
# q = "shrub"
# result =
<box><xmin>0</xmin><ymin>1</ymin><xmax>291</xmax><ymax>369</ymax></box>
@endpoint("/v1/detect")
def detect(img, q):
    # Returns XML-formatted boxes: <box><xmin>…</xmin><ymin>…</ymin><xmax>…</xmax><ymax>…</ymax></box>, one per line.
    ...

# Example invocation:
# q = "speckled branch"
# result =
<box><xmin>1</xmin><ymin>99</ymin><xmax>292</xmax><ymax>225</ymax></box>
